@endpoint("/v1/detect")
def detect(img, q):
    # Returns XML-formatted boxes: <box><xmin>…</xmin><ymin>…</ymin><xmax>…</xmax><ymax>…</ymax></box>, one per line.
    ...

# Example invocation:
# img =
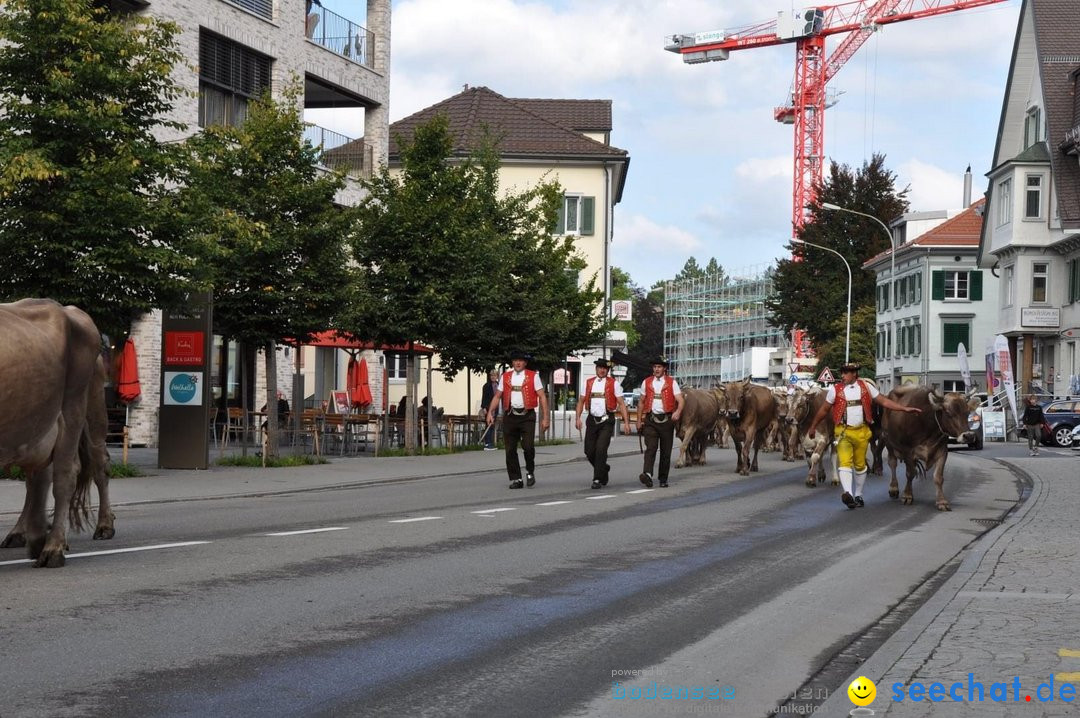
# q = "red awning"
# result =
<box><xmin>301</xmin><ymin>331</ymin><xmax>434</xmax><ymax>354</ymax></box>
<box><xmin>116</xmin><ymin>337</ymin><xmax>141</xmax><ymax>404</ymax></box>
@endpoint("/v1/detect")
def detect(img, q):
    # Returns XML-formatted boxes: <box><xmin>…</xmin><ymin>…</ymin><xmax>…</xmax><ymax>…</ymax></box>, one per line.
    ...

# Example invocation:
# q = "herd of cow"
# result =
<box><xmin>672</xmin><ymin>378</ymin><xmax>979</xmax><ymax>512</ymax></box>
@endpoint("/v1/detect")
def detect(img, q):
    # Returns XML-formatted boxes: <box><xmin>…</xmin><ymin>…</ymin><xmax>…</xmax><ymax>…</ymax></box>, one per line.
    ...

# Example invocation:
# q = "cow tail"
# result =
<box><xmin>68</xmin><ymin>428</ymin><xmax>95</xmax><ymax>532</ymax></box>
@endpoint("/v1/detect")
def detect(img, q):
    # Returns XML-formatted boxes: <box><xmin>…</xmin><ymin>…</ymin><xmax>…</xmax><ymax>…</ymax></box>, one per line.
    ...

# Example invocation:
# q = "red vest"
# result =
<box><xmin>831</xmin><ymin>380</ymin><xmax>874</xmax><ymax>426</ymax></box>
<box><xmin>585</xmin><ymin>376</ymin><xmax>618</xmax><ymax>412</ymax></box>
<box><xmin>642</xmin><ymin>376</ymin><xmax>676</xmax><ymax>413</ymax></box>
<box><xmin>502</xmin><ymin>369</ymin><xmax>539</xmax><ymax>410</ymax></box>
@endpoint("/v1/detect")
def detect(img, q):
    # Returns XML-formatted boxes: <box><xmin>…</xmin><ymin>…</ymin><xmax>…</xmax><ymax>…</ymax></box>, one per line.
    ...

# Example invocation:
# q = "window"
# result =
<box><xmin>1004</xmin><ymin>264</ymin><xmax>1015</xmax><ymax>307</ymax></box>
<box><xmin>385</xmin><ymin>353</ymin><xmax>407</xmax><ymax>381</ymax></box>
<box><xmin>554</xmin><ymin>195</ymin><xmax>595</xmax><ymax>236</ymax></box>
<box><xmin>1025</xmin><ymin>174</ymin><xmax>1043</xmax><ymax>219</ymax></box>
<box><xmin>1069</xmin><ymin>259</ymin><xmax>1080</xmax><ymax>304</ymax></box>
<box><xmin>878</xmin><ymin>283</ymin><xmax>890</xmax><ymax>312</ymax></box>
<box><xmin>942</xmin><ymin>322</ymin><xmax>970</xmax><ymax>355</ymax></box>
<box><xmin>997</xmin><ymin>178</ymin><xmax>1012</xmax><ymax>226</ymax></box>
<box><xmin>227</xmin><ymin>0</ymin><xmax>273</xmax><ymax>20</ymax></box>
<box><xmin>932</xmin><ymin>270</ymin><xmax>982</xmax><ymax>301</ymax></box>
<box><xmin>913</xmin><ymin>321</ymin><xmax>922</xmax><ymax>356</ymax></box>
<box><xmin>198</xmin><ymin>31</ymin><xmax>272</xmax><ymax>128</ymax></box>
<box><xmin>1032</xmin><ymin>262</ymin><xmax>1048</xmax><ymax>303</ymax></box>
<box><xmin>943</xmin><ymin>380</ymin><xmax>965</xmax><ymax>393</ymax></box>
<box><xmin>877</xmin><ymin>328</ymin><xmax>886</xmax><ymax>360</ymax></box>
<box><xmin>1024</xmin><ymin>106</ymin><xmax>1042</xmax><ymax>148</ymax></box>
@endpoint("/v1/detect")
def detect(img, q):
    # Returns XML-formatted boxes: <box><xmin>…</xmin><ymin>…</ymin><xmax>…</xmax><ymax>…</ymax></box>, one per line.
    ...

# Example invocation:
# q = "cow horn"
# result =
<box><xmin>928</xmin><ymin>390</ymin><xmax>943</xmax><ymax>410</ymax></box>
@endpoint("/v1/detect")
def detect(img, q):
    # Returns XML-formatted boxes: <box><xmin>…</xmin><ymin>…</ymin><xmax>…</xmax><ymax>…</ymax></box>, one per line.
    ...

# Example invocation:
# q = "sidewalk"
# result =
<box><xmin>819</xmin><ymin>452</ymin><xmax>1080</xmax><ymax>717</ymax></box>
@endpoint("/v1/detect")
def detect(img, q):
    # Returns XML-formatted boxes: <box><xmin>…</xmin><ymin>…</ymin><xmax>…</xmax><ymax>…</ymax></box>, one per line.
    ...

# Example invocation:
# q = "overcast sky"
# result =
<box><xmin>311</xmin><ymin>0</ymin><xmax>1022</xmax><ymax>290</ymax></box>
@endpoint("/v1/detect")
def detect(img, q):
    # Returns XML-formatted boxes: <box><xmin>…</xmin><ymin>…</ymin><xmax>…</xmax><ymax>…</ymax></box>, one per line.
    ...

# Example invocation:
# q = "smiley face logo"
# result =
<box><xmin>848</xmin><ymin>676</ymin><xmax>876</xmax><ymax>706</ymax></box>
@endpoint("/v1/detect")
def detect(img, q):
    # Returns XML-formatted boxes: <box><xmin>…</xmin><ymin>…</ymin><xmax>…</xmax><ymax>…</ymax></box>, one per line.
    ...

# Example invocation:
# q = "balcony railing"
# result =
<box><xmin>304</xmin><ymin>124</ymin><xmax>372</xmax><ymax>179</ymax></box>
<box><xmin>305</xmin><ymin>4</ymin><xmax>375</xmax><ymax>68</ymax></box>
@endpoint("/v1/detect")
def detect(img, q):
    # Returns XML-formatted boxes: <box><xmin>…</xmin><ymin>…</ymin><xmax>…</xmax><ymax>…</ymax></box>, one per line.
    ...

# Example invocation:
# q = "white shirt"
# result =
<box><xmin>825</xmin><ymin>381</ymin><xmax>880</xmax><ymax>426</ymax></box>
<box><xmin>507</xmin><ymin>370</ymin><xmax>544</xmax><ymax>409</ymax></box>
<box><xmin>587</xmin><ymin>376</ymin><xmax>613</xmax><ymax>417</ymax></box>
<box><xmin>643</xmin><ymin>376</ymin><xmax>682</xmax><ymax>414</ymax></box>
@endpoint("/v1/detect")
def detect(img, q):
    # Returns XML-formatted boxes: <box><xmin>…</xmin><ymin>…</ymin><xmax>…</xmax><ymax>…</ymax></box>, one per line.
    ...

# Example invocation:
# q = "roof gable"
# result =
<box><xmin>865</xmin><ymin>199</ymin><xmax>985</xmax><ymax>269</ymax></box>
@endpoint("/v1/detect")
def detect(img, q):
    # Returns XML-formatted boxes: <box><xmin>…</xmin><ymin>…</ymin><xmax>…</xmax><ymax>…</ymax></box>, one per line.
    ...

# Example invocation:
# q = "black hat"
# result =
<box><xmin>594</xmin><ymin>357</ymin><xmax>611</xmax><ymax>368</ymax></box>
<box><xmin>509</xmin><ymin>349</ymin><xmax>529</xmax><ymax>361</ymax></box>
<box><xmin>649</xmin><ymin>356</ymin><xmax>670</xmax><ymax>367</ymax></box>
<box><xmin>840</xmin><ymin>362</ymin><xmax>861</xmax><ymax>374</ymax></box>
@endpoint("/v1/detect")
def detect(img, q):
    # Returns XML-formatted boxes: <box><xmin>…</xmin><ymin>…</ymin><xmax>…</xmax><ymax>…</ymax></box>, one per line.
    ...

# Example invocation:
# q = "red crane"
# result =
<box><xmin>665</xmin><ymin>0</ymin><xmax>1007</xmax><ymax>236</ymax></box>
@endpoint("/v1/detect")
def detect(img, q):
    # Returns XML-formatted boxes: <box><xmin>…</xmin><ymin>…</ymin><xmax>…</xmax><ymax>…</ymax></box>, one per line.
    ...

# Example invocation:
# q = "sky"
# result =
<box><xmin>310</xmin><ymin>0</ymin><xmax>1022</xmax><ymax>290</ymax></box>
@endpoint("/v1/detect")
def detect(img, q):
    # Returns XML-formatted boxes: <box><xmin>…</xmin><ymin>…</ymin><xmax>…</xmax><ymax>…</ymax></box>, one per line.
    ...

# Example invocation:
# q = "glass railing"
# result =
<box><xmin>304</xmin><ymin>4</ymin><xmax>375</xmax><ymax>68</ymax></box>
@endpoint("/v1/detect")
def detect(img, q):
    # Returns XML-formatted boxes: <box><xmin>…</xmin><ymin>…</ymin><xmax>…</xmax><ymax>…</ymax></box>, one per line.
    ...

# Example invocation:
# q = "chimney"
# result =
<box><xmin>963</xmin><ymin>165</ymin><xmax>972</xmax><ymax>207</ymax></box>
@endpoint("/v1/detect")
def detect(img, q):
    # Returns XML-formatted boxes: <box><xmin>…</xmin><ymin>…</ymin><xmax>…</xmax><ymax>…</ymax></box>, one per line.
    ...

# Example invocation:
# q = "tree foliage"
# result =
<box><xmin>766</xmin><ymin>154</ymin><xmax>908</xmax><ymax>373</ymax></box>
<box><xmin>0</xmin><ymin>0</ymin><xmax>191</xmax><ymax>337</ymax></box>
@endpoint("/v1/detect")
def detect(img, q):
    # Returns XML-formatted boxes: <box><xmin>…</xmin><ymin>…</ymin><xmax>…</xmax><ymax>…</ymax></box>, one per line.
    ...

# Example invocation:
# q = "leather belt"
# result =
<box><xmin>588</xmin><ymin>413</ymin><xmax>614</xmax><ymax>423</ymax></box>
<box><xmin>509</xmin><ymin>408</ymin><xmax>533</xmax><ymax>416</ymax></box>
<box><xmin>649</xmin><ymin>412</ymin><xmax>671</xmax><ymax>424</ymax></box>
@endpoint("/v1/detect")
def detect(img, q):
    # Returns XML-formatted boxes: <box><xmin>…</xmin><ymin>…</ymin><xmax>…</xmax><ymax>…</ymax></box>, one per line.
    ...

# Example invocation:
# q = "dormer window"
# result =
<box><xmin>1024</xmin><ymin>106</ymin><xmax>1043</xmax><ymax>148</ymax></box>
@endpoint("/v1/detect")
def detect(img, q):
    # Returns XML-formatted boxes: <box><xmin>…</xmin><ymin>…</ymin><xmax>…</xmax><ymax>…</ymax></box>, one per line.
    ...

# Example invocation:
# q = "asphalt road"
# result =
<box><xmin>0</xmin><ymin>445</ymin><xmax>1025</xmax><ymax>718</ymax></box>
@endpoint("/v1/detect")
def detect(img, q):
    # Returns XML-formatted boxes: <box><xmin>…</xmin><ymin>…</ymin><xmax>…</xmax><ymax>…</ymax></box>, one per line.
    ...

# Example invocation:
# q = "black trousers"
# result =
<box><xmin>641</xmin><ymin>414</ymin><xmax>675</xmax><ymax>481</ymax></box>
<box><xmin>502</xmin><ymin>410</ymin><xmax>536</xmax><ymax>481</ymax></box>
<box><xmin>583</xmin><ymin>414</ymin><xmax>615</xmax><ymax>482</ymax></box>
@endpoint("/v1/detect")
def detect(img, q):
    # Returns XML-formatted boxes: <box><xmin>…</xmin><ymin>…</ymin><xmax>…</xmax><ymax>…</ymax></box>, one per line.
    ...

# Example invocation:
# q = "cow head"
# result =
<box><xmin>719</xmin><ymin>378</ymin><xmax>751</xmax><ymax>420</ymax></box>
<box><xmin>784</xmin><ymin>387</ymin><xmax>808</xmax><ymax>425</ymax></box>
<box><xmin>928</xmin><ymin>390</ymin><xmax>980</xmax><ymax>443</ymax></box>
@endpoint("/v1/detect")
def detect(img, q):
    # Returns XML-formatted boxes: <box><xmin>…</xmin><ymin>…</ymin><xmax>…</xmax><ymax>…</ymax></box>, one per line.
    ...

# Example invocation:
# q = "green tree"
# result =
<box><xmin>179</xmin><ymin>86</ymin><xmax>354</xmax><ymax>455</ymax></box>
<box><xmin>809</xmin><ymin>304</ymin><xmax>878</xmax><ymax>378</ymax></box>
<box><xmin>0</xmin><ymin>0</ymin><xmax>191</xmax><ymax>337</ymax></box>
<box><xmin>767</xmin><ymin>154</ymin><xmax>908</xmax><ymax>369</ymax></box>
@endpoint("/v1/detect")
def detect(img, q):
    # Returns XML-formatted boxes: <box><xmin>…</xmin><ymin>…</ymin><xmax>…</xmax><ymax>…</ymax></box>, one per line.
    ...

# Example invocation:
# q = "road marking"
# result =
<box><xmin>626</xmin><ymin>489</ymin><xmax>654</xmax><ymax>494</ymax></box>
<box><xmin>0</xmin><ymin>541</ymin><xmax>211</xmax><ymax>567</ymax></box>
<box><xmin>1059</xmin><ymin>648</ymin><xmax>1080</xmax><ymax>657</ymax></box>
<box><xmin>471</xmin><ymin>508</ymin><xmax>516</xmax><ymax>514</ymax></box>
<box><xmin>388</xmin><ymin>516</ymin><xmax>443</xmax><ymax>524</ymax></box>
<box><xmin>536</xmin><ymin>501</ymin><xmax>572</xmax><ymax>506</ymax></box>
<box><xmin>265</xmin><ymin>527</ymin><xmax>349</xmax><ymax>536</ymax></box>
<box><xmin>586</xmin><ymin>495</ymin><xmax>616</xmax><ymax>500</ymax></box>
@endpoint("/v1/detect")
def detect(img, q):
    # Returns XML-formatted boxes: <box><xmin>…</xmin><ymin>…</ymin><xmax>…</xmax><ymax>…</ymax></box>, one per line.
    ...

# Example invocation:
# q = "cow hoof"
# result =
<box><xmin>888</xmin><ymin>489</ymin><xmax>899</xmax><ymax>499</ymax></box>
<box><xmin>937</xmin><ymin>502</ymin><xmax>952</xmax><ymax>512</ymax></box>
<box><xmin>902</xmin><ymin>495</ymin><xmax>914</xmax><ymax>506</ymax></box>
<box><xmin>34</xmin><ymin>549</ymin><xmax>66</xmax><ymax>568</ymax></box>
<box><xmin>93</xmin><ymin>526</ymin><xmax>115</xmax><ymax>540</ymax></box>
<box><xmin>830</xmin><ymin>479</ymin><xmax>840</xmax><ymax>487</ymax></box>
<box><xmin>804</xmin><ymin>478</ymin><xmax>816</xmax><ymax>488</ymax></box>
<box><xmin>0</xmin><ymin>532</ymin><xmax>26</xmax><ymax>549</ymax></box>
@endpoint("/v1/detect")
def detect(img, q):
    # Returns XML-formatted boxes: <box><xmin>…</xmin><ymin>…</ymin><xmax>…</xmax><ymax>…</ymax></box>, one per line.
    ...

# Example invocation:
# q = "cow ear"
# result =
<box><xmin>928</xmin><ymin>391</ymin><xmax>942</xmax><ymax>410</ymax></box>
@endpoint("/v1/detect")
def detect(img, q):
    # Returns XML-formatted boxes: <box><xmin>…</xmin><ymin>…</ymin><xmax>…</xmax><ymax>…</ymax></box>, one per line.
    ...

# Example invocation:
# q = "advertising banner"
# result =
<box><xmin>994</xmin><ymin>334</ymin><xmax>1019</xmax><ymax>427</ymax></box>
<box><xmin>956</xmin><ymin>342</ymin><xmax>973</xmax><ymax>392</ymax></box>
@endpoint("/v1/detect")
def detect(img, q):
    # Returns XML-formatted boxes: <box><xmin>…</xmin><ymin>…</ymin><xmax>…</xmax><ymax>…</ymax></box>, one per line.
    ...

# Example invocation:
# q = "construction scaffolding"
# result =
<box><xmin>664</xmin><ymin>264</ymin><xmax>790</xmax><ymax>388</ymax></box>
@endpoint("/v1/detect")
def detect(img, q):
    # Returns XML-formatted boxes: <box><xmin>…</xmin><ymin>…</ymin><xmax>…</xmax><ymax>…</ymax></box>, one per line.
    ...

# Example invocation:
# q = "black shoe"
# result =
<box><xmin>526</xmin><ymin>473</ymin><xmax>535</xmax><ymax>488</ymax></box>
<box><xmin>841</xmin><ymin>491</ymin><xmax>856</xmax><ymax>509</ymax></box>
<box><xmin>591</xmin><ymin>479</ymin><xmax>602</xmax><ymax>490</ymax></box>
<box><xmin>659</xmin><ymin>480</ymin><xmax>669</xmax><ymax>488</ymax></box>
<box><xmin>854</xmin><ymin>496</ymin><xmax>865</xmax><ymax>507</ymax></box>
<box><xmin>599</xmin><ymin>476</ymin><xmax>609</xmax><ymax>486</ymax></box>
<box><xmin>509</xmin><ymin>479</ymin><xmax>524</xmax><ymax>489</ymax></box>
<box><xmin>639</xmin><ymin>472</ymin><xmax>653</xmax><ymax>488</ymax></box>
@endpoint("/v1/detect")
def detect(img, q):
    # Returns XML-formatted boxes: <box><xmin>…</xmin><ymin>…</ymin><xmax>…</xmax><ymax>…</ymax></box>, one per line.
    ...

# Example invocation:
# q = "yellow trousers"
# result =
<box><xmin>834</xmin><ymin>423</ymin><xmax>872</xmax><ymax>473</ymax></box>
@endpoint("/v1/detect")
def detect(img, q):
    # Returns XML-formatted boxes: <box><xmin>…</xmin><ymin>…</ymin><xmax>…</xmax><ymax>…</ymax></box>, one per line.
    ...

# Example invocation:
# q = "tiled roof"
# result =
<box><xmin>863</xmin><ymin>199</ymin><xmax>985</xmax><ymax>268</ymax></box>
<box><xmin>1031</xmin><ymin>0</ymin><xmax>1080</xmax><ymax>227</ymax></box>
<box><xmin>1011</xmin><ymin>140</ymin><xmax>1051</xmax><ymax>163</ymax></box>
<box><xmin>512</xmin><ymin>98</ymin><xmax>611</xmax><ymax>133</ymax></box>
<box><xmin>387</xmin><ymin>86</ymin><xmax>627</xmax><ymax>160</ymax></box>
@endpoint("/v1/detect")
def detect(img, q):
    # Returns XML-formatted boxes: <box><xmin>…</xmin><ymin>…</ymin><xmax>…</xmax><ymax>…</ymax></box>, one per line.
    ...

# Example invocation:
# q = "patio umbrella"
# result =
<box><xmin>347</xmin><ymin>356</ymin><xmax>373</xmax><ymax>409</ymax></box>
<box><xmin>116</xmin><ymin>337</ymin><xmax>141</xmax><ymax>404</ymax></box>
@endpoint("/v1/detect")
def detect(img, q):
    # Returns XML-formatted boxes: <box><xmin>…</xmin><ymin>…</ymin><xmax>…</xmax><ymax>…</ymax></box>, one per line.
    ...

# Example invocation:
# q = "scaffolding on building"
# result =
<box><xmin>663</xmin><ymin>264</ymin><xmax>790</xmax><ymax>388</ymax></box>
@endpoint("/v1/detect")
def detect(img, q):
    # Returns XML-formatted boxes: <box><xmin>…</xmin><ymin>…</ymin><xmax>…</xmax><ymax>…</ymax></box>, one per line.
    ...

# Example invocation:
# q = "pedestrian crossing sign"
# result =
<box><xmin>817</xmin><ymin>367</ymin><xmax>835</xmax><ymax>383</ymax></box>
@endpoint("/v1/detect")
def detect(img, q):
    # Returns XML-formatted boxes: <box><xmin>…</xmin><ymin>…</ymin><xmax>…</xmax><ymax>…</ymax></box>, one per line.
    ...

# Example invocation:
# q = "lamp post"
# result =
<box><xmin>821</xmin><ymin>203</ymin><xmax>895</xmax><ymax>388</ymax></box>
<box><xmin>791</xmin><ymin>237</ymin><xmax>851</xmax><ymax>364</ymax></box>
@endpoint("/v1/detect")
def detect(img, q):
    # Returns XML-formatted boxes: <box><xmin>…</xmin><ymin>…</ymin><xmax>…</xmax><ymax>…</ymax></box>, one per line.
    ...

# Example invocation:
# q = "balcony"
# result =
<box><xmin>304</xmin><ymin>124</ymin><xmax>372</xmax><ymax>179</ymax></box>
<box><xmin>305</xmin><ymin>4</ymin><xmax>375</xmax><ymax>68</ymax></box>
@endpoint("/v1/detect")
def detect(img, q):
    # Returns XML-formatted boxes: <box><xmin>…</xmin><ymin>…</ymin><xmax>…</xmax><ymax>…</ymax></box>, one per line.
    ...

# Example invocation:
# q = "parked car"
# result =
<box><xmin>1070</xmin><ymin>424</ymin><xmax>1080</xmax><ymax>451</ymax></box>
<box><xmin>1042</xmin><ymin>400</ymin><xmax>1080</xmax><ymax>447</ymax></box>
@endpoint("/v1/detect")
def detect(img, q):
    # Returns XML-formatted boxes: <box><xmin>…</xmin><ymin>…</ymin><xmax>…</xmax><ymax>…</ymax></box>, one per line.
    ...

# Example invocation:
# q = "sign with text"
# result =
<box><xmin>163</xmin><ymin>372</ymin><xmax>203</xmax><ymax>406</ymax></box>
<box><xmin>982</xmin><ymin>410</ymin><xmax>1006</xmax><ymax>440</ymax></box>
<box><xmin>1021</xmin><ymin>307</ymin><xmax>1060</xmax><ymax>328</ymax></box>
<box><xmin>611</xmin><ymin>300</ymin><xmax>633</xmax><ymax>322</ymax></box>
<box><xmin>159</xmin><ymin>292</ymin><xmax>212</xmax><ymax>469</ymax></box>
<box><xmin>164</xmin><ymin>331</ymin><xmax>205</xmax><ymax>366</ymax></box>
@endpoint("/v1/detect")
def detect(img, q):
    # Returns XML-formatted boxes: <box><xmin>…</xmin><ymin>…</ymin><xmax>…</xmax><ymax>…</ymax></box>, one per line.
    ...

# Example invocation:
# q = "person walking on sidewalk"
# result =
<box><xmin>575</xmin><ymin>357</ymin><xmax>631</xmax><ymax>490</ymax></box>
<box><xmin>807</xmin><ymin>362</ymin><xmax>922</xmax><ymax>509</ymax></box>
<box><xmin>479</xmin><ymin>370</ymin><xmax>500</xmax><ymax>450</ymax></box>
<box><xmin>636</xmin><ymin>356</ymin><xmax>684</xmax><ymax>488</ymax></box>
<box><xmin>486</xmin><ymin>350</ymin><xmax>550</xmax><ymax>489</ymax></box>
<box><xmin>1022</xmin><ymin>394</ymin><xmax>1046</xmax><ymax>456</ymax></box>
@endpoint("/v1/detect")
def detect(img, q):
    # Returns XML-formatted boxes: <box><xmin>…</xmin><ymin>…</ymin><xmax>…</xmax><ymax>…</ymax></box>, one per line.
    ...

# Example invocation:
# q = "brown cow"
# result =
<box><xmin>880</xmin><ymin>386</ymin><xmax>977</xmax><ymax>511</ymax></box>
<box><xmin>790</xmin><ymin>387</ymin><xmax>838</xmax><ymax>487</ymax></box>
<box><xmin>0</xmin><ymin>299</ymin><xmax>108</xmax><ymax>567</ymax></box>
<box><xmin>675</xmin><ymin>388</ymin><xmax>722</xmax><ymax>468</ymax></box>
<box><xmin>718</xmin><ymin>378</ymin><xmax>776</xmax><ymax>476</ymax></box>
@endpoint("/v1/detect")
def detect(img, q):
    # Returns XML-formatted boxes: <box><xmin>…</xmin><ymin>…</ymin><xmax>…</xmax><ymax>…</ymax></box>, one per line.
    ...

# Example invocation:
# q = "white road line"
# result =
<box><xmin>0</xmin><ymin>541</ymin><xmax>211</xmax><ymax>567</ymax></box>
<box><xmin>586</xmin><ymin>494</ymin><xmax>617</xmax><ymax>500</ymax></box>
<box><xmin>626</xmin><ymin>489</ymin><xmax>655</xmax><ymax>494</ymax></box>
<box><xmin>265</xmin><ymin>527</ymin><xmax>349</xmax><ymax>536</ymax></box>
<box><xmin>471</xmin><ymin>507</ymin><xmax>517</xmax><ymax>514</ymax></box>
<box><xmin>388</xmin><ymin>516</ymin><xmax>443</xmax><ymax>524</ymax></box>
<box><xmin>536</xmin><ymin>500</ymin><xmax>572</xmax><ymax>506</ymax></box>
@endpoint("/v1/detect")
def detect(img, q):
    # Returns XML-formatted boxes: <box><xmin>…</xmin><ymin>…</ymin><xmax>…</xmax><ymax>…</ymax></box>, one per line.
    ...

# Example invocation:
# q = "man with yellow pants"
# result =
<box><xmin>807</xmin><ymin>363</ymin><xmax>921</xmax><ymax>509</ymax></box>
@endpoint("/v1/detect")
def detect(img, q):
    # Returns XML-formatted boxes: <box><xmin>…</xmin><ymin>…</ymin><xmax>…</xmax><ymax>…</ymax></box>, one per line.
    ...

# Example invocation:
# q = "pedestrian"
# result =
<box><xmin>486</xmin><ymin>350</ymin><xmax>550</xmax><ymax>489</ymax></box>
<box><xmin>479</xmin><ymin>370</ymin><xmax>500</xmax><ymax>450</ymax></box>
<box><xmin>575</xmin><ymin>357</ymin><xmax>631</xmax><ymax>490</ymax></box>
<box><xmin>807</xmin><ymin>363</ymin><xmax>922</xmax><ymax>509</ymax></box>
<box><xmin>1022</xmin><ymin>394</ymin><xmax>1046</xmax><ymax>456</ymax></box>
<box><xmin>636</xmin><ymin>356</ymin><xmax>685</xmax><ymax>488</ymax></box>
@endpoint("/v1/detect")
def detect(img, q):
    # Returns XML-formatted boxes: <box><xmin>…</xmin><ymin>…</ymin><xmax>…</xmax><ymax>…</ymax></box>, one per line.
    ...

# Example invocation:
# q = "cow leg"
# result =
<box><xmin>1</xmin><ymin>483</ymin><xmax>33</xmax><ymax>548</ymax></box>
<box><xmin>750</xmin><ymin>428</ymin><xmax>766</xmax><ymax>472</ymax></box>
<box><xmin>902</xmin><ymin>460</ymin><xmax>917</xmax><ymax>506</ymax></box>
<box><xmin>93</xmin><ymin>471</ymin><xmax>115</xmax><ymax>540</ymax></box>
<box><xmin>828</xmin><ymin>446</ymin><xmax>840</xmax><ymax>486</ymax></box>
<box><xmin>23</xmin><ymin>466</ymin><xmax>52</xmax><ymax>562</ymax></box>
<box><xmin>675</xmin><ymin>430</ymin><xmax>690</xmax><ymax>469</ymax></box>
<box><xmin>887</xmin><ymin>452</ymin><xmax>900</xmax><ymax>499</ymax></box>
<box><xmin>732</xmin><ymin>434</ymin><xmax>745</xmax><ymax>474</ymax></box>
<box><xmin>930</xmin><ymin>450</ymin><xmax>950</xmax><ymax>511</ymax></box>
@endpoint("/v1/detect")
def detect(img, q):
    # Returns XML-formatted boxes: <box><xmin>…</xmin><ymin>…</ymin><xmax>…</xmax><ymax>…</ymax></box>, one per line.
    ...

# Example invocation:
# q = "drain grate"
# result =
<box><xmin>971</xmin><ymin>517</ymin><xmax>1004</xmax><ymax>526</ymax></box>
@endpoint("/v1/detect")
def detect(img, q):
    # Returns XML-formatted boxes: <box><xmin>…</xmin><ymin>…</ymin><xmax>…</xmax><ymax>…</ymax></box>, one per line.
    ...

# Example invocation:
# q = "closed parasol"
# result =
<box><xmin>116</xmin><ymin>337</ymin><xmax>141</xmax><ymax>404</ymax></box>
<box><xmin>347</xmin><ymin>356</ymin><xmax>373</xmax><ymax>409</ymax></box>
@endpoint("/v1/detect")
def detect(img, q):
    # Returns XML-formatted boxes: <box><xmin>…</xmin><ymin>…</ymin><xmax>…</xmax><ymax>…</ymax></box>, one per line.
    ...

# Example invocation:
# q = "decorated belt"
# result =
<box><xmin>509</xmin><ymin>408</ymin><xmax>533</xmax><ymax>416</ymax></box>
<box><xmin>649</xmin><ymin>412</ymin><xmax>671</xmax><ymax>423</ymax></box>
<box><xmin>588</xmin><ymin>413</ymin><xmax>614</xmax><ymax>423</ymax></box>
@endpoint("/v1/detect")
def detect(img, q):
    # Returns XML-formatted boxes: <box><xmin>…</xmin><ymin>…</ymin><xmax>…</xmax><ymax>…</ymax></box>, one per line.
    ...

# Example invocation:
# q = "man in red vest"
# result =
<box><xmin>807</xmin><ymin>362</ymin><xmax>921</xmax><ymax>509</ymax></box>
<box><xmin>486</xmin><ymin>350</ymin><xmax>550</xmax><ymax>489</ymax></box>
<box><xmin>575</xmin><ymin>357</ymin><xmax>631</xmax><ymax>489</ymax></box>
<box><xmin>636</xmin><ymin>356</ymin><xmax>685</xmax><ymax>488</ymax></box>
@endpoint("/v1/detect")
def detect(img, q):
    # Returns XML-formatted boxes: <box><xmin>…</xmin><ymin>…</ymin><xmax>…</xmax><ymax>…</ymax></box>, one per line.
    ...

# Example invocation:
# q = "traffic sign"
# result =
<box><xmin>817</xmin><ymin>367</ymin><xmax>835</xmax><ymax>383</ymax></box>
<box><xmin>789</xmin><ymin>374</ymin><xmax>799</xmax><ymax>384</ymax></box>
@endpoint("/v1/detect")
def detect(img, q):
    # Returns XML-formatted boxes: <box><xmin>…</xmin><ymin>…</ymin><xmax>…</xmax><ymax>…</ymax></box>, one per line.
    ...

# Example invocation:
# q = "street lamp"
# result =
<box><xmin>821</xmin><ymin>202</ymin><xmax>895</xmax><ymax>388</ymax></box>
<box><xmin>791</xmin><ymin>237</ymin><xmax>851</xmax><ymax>364</ymax></box>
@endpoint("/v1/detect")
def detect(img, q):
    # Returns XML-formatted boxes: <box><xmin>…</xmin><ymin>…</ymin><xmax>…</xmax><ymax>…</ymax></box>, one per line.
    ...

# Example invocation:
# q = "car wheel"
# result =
<box><xmin>1052</xmin><ymin>425</ymin><xmax>1074</xmax><ymax>448</ymax></box>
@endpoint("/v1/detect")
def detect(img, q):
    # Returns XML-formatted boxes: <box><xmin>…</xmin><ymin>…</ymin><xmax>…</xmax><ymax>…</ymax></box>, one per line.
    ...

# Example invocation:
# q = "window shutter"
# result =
<box><xmin>553</xmin><ymin>201</ymin><xmax>566</xmax><ymax>234</ymax></box>
<box><xmin>970</xmin><ymin>271</ymin><xmax>983</xmax><ymax>301</ymax></box>
<box><xmin>931</xmin><ymin>271</ymin><xmax>945</xmax><ymax>300</ymax></box>
<box><xmin>581</xmin><ymin>197</ymin><xmax>595</xmax><ymax>235</ymax></box>
<box><xmin>916</xmin><ymin>273</ymin><xmax>923</xmax><ymax>303</ymax></box>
